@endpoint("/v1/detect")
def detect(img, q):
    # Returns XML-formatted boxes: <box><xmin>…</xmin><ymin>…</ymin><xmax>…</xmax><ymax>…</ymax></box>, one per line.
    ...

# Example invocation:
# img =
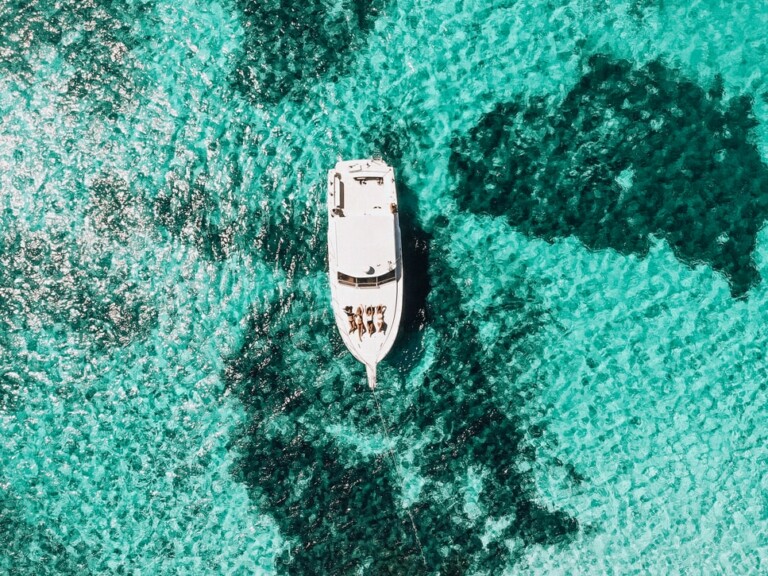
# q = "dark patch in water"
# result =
<box><xmin>0</xmin><ymin>0</ymin><xmax>151</xmax><ymax>114</ymax></box>
<box><xmin>627</xmin><ymin>0</ymin><xmax>659</xmax><ymax>21</ymax></box>
<box><xmin>362</xmin><ymin>122</ymin><xmax>433</xmax><ymax>334</ymax></box>
<box><xmin>147</xmin><ymin>146</ymin><xmax>325</xmax><ymax>277</ymax></box>
<box><xmin>400</xmin><ymin>215</ymin><xmax>432</xmax><ymax>334</ymax></box>
<box><xmin>89</xmin><ymin>175</ymin><xmax>151</xmax><ymax>243</ymax></box>
<box><xmin>0</xmin><ymin>489</ymin><xmax>91</xmax><ymax>574</ymax></box>
<box><xmin>401</xmin><ymin>241</ymin><xmax>578</xmax><ymax>571</ymax></box>
<box><xmin>91</xmin><ymin>169</ymin><xmax>242</xmax><ymax>264</ymax></box>
<box><xmin>226</xmin><ymin>235</ymin><xmax>579</xmax><ymax>573</ymax></box>
<box><xmin>233</xmin><ymin>0</ymin><xmax>386</xmax><ymax>104</ymax></box>
<box><xmin>451</xmin><ymin>55</ymin><xmax>768</xmax><ymax>297</ymax></box>
<box><xmin>0</xmin><ymin>225</ymin><xmax>157</xmax><ymax>352</ymax></box>
<box><xmin>225</xmin><ymin>295</ymin><xmax>427</xmax><ymax>573</ymax></box>
<box><xmin>151</xmin><ymin>171</ymin><xmax>239</xmax><ymax>262</ymax></box>
<box><xmin>252</xmin><ymin>176</ymin><xmax>326</xmax><ymax>278</ymax></box>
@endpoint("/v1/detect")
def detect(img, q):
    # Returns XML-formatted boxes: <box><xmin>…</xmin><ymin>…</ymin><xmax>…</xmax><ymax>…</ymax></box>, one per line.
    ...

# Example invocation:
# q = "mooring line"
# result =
<box><xmin>371</xmin><ymin>385</ymin><xmax>428</xmax><ymax>570</ymax></box>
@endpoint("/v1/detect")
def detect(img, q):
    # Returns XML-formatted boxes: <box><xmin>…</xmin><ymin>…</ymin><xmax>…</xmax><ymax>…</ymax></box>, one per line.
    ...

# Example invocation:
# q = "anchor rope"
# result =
<box><xmin>370</xmin><ymin>385</ymin><xmax>428</xmax><ymax>570</ymax></box>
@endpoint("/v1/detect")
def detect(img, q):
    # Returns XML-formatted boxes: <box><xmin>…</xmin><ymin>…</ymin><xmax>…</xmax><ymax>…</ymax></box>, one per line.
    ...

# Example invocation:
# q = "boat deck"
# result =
<box><xmin>327</xmin><ymin>159</ymin><xmax>403</xmax><ymax>387</ymax></box>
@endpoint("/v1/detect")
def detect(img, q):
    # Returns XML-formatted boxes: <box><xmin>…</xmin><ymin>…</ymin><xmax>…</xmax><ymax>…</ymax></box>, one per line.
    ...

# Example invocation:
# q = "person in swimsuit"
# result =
<box><xmin>354</xmin><ymin>306</ymin><xmax>366</xmax><ymax>341</ymax></box>
<box><xmin>365</xmin><ymin>306</ymin><xmax>376</xmax><ymax>335</ymax></box>
<box><xmin>375</xmin><ymin>305</ymin><xmax>387</xmax><ymax>334</ymax></box>
<box><xmin>343</xmin><ymin>306</ymin><xmax>356</xmax><ymax>334</ymax></box>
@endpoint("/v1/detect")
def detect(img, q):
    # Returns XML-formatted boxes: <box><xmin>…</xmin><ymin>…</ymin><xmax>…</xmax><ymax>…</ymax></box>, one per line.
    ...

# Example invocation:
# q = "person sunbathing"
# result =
<box><xmin>375</xmin><ymin>305</ymin><xmax>387</xmax><ymax>334</ymax></box>
<box><xmin>354</xmin><ymin>306</ymin><xmax>366</xmax><ymax>341</ymax></box>
<box><xmin>365</xmin><ymin>306</ymin><xmax>376</xmax><ymax>335</ymax></box>
<box><xmin>343</xmin><ymin>306</ymin><xmax>356</xmax><ymax>334</ymax></box>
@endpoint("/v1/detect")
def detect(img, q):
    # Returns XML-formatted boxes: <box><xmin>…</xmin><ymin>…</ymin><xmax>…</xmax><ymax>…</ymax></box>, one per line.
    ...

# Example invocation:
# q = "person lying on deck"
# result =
<box><xmin>354</xmin><ymin>306</ymin><xmax>366</xmax><ymax>341</ymax></box>
<box><xmin>365</xmin><ymin>306</ymin><xmax>376</xmax><ymax>335</ymax></box>
<box><xmin>375</xmin><ymin>305</ymin><xmax>387</xmax><ymax>334</ymax></box>
<box><xmin>343</xmin><ymin>306</ymin><xmax>356</xmax><ymax>334</ymax></box>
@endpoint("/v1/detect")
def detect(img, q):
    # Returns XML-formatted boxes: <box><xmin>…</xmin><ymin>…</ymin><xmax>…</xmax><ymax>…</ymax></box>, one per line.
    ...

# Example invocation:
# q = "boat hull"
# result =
<box><xmin>327</xmin><ymin>159</ymin><xmax>403</xmax><ymax>388</ymax></box>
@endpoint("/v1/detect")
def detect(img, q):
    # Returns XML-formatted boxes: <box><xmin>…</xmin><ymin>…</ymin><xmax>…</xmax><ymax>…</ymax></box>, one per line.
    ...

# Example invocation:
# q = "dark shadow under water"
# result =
<box><xmin>363</xmin><ymin>121</ymin><xmax>433</xmax><ymax>337</ymax></box>
<box><xmin>232</xmin><ymin>0</ymin><xmax>388</xmax><ymax>104</ymax></box>
<box><xmin>225</xmin><ymin>218</ymin><xmax>580</xmax><ymax>574</ymax></box>
<box><xmin>0</xmin><ymin>0</ymin><xmax>152</xmax><ymax>116</ymax></box>
<box><xmin>225</xmin><ymin>293</ymin><xmax>426</xmax><ymax>574</ymax></box>
<box><xmin>399</xmin><ymin>238</ymin><xmax>579</xmax><ymax>573</ymax></box>
<box><xmin>0</xmin><ymin>489</ymin><xmax>92</xmax><ymax>575</ymax></box>
<box><xmin>0</xmin><ymin>222</ymin><xmax>157</xmax><ymax>353</ymax></box>
<box><xmin>451</xmin><ymin>54</ymin><xmax>768</xmax><ymax>298</ymax></box>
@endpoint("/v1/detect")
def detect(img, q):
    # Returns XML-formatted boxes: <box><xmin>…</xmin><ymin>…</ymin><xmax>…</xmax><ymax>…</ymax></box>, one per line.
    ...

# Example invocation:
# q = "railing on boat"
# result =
<box><xmin>337</xmin><ymin>269</ymin><xmax>397</xmax><ymax>287</ymax></box>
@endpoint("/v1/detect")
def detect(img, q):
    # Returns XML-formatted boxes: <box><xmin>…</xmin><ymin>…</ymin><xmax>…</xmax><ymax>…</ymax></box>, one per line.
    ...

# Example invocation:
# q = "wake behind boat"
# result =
<box><xmin>327</xmin><ymin>158</ymin><xmax>403</xmax><ymax>389</ymax></box>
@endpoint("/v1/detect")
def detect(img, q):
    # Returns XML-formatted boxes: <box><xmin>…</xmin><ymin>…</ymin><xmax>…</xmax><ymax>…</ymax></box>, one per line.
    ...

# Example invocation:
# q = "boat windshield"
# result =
<box><xmin>337</xmin><ymin>269</ymin><xmax>396</xmax><ymax>287</ymax></box>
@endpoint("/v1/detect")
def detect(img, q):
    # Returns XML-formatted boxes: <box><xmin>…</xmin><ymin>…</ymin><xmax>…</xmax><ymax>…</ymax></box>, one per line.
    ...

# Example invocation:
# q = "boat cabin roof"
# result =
<box><xmin>334</xmin><ymin>214</ymin><xmax>397</xmax><ymax>279</ymax></box>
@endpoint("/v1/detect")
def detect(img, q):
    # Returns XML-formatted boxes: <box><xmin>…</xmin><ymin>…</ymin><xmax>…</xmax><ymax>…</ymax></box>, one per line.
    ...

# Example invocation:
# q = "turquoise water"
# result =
<box><xmin>2</xmin><ymin>0</ymin><xmax>768</xmax><ymax>573</ymax></box>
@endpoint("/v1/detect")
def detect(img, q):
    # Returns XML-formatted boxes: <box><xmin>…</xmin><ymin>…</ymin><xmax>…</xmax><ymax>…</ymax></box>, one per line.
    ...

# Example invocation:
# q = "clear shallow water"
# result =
<box><xmin>1</xmin><ymin>0</ymin><xmax>768</xmax><ymax>573</ymax></box>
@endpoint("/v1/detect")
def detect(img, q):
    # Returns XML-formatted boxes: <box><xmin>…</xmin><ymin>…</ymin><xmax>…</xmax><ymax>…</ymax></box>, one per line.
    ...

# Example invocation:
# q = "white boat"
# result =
<box><xmin>327</xmin><ymin>158</ymin><xmax>403</xmax><ymax>389</ymax></box>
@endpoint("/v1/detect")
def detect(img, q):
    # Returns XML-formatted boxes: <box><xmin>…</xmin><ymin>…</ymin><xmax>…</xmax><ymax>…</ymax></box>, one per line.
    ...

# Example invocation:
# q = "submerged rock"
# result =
<box><xmin>225</xmin><ymin>235</ymin><xmax>579</xmax><ymax>574</ymax></box>
<box><xmin>452</xmin><ymin>55</ymin><xmax>768</xmax><ymax>298</ymax></box>
<box><xmin>232</xmin><ymin>0</ymin><xmax>386</xmax><ymax>104</ymax></box>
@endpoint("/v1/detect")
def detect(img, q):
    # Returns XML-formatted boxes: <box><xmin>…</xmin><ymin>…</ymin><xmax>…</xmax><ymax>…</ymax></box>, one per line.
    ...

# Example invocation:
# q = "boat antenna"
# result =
<box><xmin>370</xmin><ymin>384</ymin><xmax>428</xmax><ymax>569</ymax></box>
